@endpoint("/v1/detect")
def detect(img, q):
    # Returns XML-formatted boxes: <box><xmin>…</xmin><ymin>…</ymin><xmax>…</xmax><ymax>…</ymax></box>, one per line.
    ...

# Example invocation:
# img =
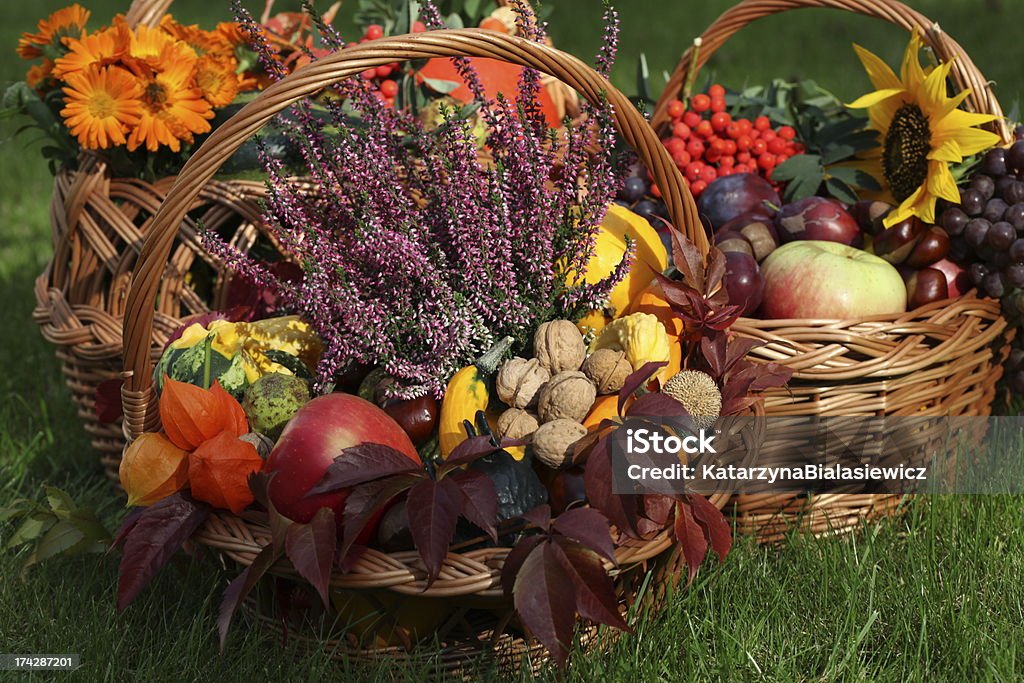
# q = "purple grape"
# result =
<box><xmin>997</xmin><ymin>176</ymin><xmax>1017</xmax><ymax>198</ymax></box>
<box><xmin>1011</xmin><ymin>239</ymin><xmax>1024</xmax><ymax>263</ymax></box>
<box><xmin>620</xmin><ymin>176</ymin><xmax>648</xmax><ymax>203</ymax></box>
<box><xmin>981</xmin><ymin>148</ymin><xmax>1008</xmax><ymax>177</ymax></box>
<box><xmin>1008</xmin><ymin>140</ymin><xmax>1024</xmax><ymax>175</ymax></box>
<box><xmin>1006</xmin><ymin>203</ymin><xmax>1024</xmax><ymax>232</ymax></box>
<box><xmin>1004</xmin><ymin>181</ymin><xmax>1024</xmax><ymax>205</ymax></box>
<box><xmin>983</xmin><ymin>198</ymin><xmax>1009</xmax><ymax>223</ymax></box>
<box><xmin>949</xmin><ymin>237</ymin><xmax>971</xmax><ymax>262</ymax></box>
<box><xmin>940</xmin><ymin>207</ymin><xmax>969</xmax><ymax>236</ymax></box>
<box><xmin>983</xmin><ymin>271</ymin><xmax>1006</xmax><ymax>298</ymax></box>
<box><xmin>969</xmin><ymin>262</ymin><xmax>990</xmax><ymax>286</ymax></box>
<box><xmin>1015</xmin><ymin>125</ymin><xmax>1024</xmax><ymax>141</ymax></box>
<box><xmin>972</xmin><ymin>174</ymin><xmax>995</xmax><ymax>201</ymax></box>
<box><xmin>987</xmin><ymin>221</ymin><xmax>1016</xmax><ymax>250</ymax></box>
<box><xmin>1006</xmin><ymin>263</ymin><xmax>1024</xmax><ymax>288</ymax></box>
<box><xmin>993</xmin><ymin>251</ymin><xmax>1011</xmax><ymax>269</ymax></box>
<box><xmin>960</xmin><ymin>188</ymin><xmax>985</xmax><ymax>216</ymax></box>
<box><xmin>965</xmin><ymin>218</ymin><xmax>991</xmax><ymax>249</ymax></box>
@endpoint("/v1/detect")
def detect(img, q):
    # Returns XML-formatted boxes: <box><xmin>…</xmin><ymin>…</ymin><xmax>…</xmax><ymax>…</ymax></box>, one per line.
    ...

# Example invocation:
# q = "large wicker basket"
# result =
<box><xmin>651</xmin><ymin>0</ymin><xmax>1013</xmax><ymax>543</ymax></box>
<box><xmin>30</xmin><ymin>0</ymin><xmax>577</xmax><ymax>481</ymax></box>
<box><xmin>116</xmin><ymin>27</ymin><xmax>741</xmax><ymax>672</ymax></box>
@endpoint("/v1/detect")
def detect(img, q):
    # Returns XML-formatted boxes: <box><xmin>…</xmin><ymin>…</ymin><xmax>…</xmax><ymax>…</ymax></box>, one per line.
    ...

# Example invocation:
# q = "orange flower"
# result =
<box><xmin>195</xmin><ymin>53</ymin><xmax>240</xmax><ymax>108</ymax></box>
<box><xmin>127</xmin><ymin>54</ymin><xmax>213</xmax><ymax>152</ymax></box>
<box><xmin>17</xmin><ymin>4</ymin><xmax>90</xmax><ymax>59</ymax></box>
<box><xmin>53</xmin><ymin>23</ymin><xmax>130</xmax><ymax>78</ymax></box>
<box><xmin>159</xmin><ymin>15</ymin><xmax>231</xmax><ymax>54</ymax></box>
<box><xmin>26</xmin><ymin>59</ymin><xmax>54</xmax><ymax>89</ymax></box>
<box><xmin>128</xmin><ymin>24</ymin><xmax>195</xmax><ymax>68</ymax></box>
<box><xmin>60</xmin><ymin>65</ymin><xmax>142</xmax><ymax>149</ymax></box>
<box><xmin>214</xmin><ymin>21</ymin><xmax>249</xmax><ymax>48</ymax></box>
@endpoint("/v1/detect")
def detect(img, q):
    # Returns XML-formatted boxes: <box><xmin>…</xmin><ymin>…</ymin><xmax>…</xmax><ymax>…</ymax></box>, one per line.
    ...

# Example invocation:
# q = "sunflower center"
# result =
<box><xmin>87</xmin><ymin>91</ymin><xmax>117</xmax><ymax>119</ymax></box>
<box><xmin>883</xmin><ymin>104</ymin><xmax>931</xmax><ymax>202</ymax></box>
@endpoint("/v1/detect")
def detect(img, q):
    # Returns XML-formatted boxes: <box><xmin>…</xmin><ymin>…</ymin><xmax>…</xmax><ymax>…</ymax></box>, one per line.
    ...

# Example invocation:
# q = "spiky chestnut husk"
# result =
<box><xmin>662</xmin><ymin>370</ymin><xmax>722</xmax><ymax>431</ymax></box>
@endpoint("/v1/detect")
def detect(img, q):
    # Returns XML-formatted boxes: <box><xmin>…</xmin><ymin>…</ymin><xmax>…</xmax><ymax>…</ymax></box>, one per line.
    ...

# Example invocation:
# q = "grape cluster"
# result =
<box><xmin>939</xmin><ymin>126</ymin><xmax>1024</xmax><ymax>391</ymax></box>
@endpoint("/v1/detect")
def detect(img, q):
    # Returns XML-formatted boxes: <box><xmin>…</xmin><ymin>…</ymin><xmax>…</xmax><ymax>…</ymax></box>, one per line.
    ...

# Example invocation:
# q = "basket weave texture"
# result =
<box><xmin>651</xmin><ymin>0</ymin><xmax>1013</xmax><ymax>543</ymax></box>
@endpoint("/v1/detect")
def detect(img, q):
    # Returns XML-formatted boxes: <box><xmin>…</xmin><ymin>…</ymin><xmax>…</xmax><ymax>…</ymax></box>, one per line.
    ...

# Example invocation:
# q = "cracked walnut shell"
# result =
<box><xmin>581</xmin><ymin>348</ymin><xmax>632</xmax><ymax>394</ymax></box>
<box><xmin>496</xmin><ymin>357</ymin><xmax>550</xmax><ymax>409</ymax></box>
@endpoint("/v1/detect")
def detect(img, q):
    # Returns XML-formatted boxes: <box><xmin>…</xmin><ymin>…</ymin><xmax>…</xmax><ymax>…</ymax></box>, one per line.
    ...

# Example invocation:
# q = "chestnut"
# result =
<box><xmin>714</xmin><ymin>230</ymin><xmax>755</xmax><ymax>258</ymax></box>
<box><xmin>381</xmin><ymin>394</ymin><xmax>439</xmax><ymax>448</ymax></box>
<box><xmin>873</xmin><ymin>217</ymin><xmax>925</xmax><ymax>264</ymax></box>
<box><xmin>904</xmin><ymin>267</ymin><xmax>949</xmax><ymax>309</ymax></box>
<box><xmin>905</xmin><ymin>226</ymin><xmax>951</xmax><ymax>268</ymax></box>
<box><xmin>852</xmin><ymin>199</ymin><xmax>893</xmax><ymax>235</ymax></box>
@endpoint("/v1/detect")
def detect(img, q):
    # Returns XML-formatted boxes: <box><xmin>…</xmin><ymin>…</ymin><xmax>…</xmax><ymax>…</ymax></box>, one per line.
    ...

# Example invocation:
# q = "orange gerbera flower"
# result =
<box><xmin>60</xmin><ymin>65</ymin><xmax>142</xmax><ymax>149</ymax></box>
<box><xmin>129</xmin><ymin>24</ymin><xmax>195</xmax><ymax>67</ymax></box>
<box><xmin>26</xmin><ymin>59</ymin><xmax>55</xmax><ymax>89</ymax></box>
<box><xmin>18</xmin><ymin>4</ymin><xmax>90</xmax><ymax>59</ymax></box>
<box><xmin>195</xmin><ymin>53</ymin><xmax>240</xmax><ymax>107</ymax></box>
<box><xmin>53</xmin><ymin>23</ymin><xmax>130</xmax><ymax>78</ymax></box>
<box><xmin>128</xmin><ymin>57</ymin><xmax>213</xmax><ymax>152</ymax></box>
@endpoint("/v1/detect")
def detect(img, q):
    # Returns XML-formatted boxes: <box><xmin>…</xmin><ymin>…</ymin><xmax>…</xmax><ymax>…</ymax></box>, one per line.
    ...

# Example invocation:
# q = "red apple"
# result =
<box><xmin>930</xmin><ymin>258</ymin><xmax>970</xmax><ymax>298</ymax></box>
<box><xmin>266</xmin><ymin>393</ymin><xmax>420</xmax><ymax>534</ymax></box>
<box><xmin>760</xmin><ymin>241</ymin><xmax>907</xmax><ymax>319</ymax></box>
<box><xmin>776</xmin><ymin>197</ymin><xmax>861</xmax><ymax>246</ymax></box>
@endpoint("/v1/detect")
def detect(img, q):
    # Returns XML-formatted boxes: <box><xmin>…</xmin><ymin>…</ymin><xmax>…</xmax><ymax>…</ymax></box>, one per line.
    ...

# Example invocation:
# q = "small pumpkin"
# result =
<box><xmin>589</xmin><ymin>312</ymin><xmax>672</xmax><ymax>379</ymax></box>
<box><xmin>573</xmin><ymin>204</ymin><xmax>669</xmax><ymax>335</ymax></box>
<box><xmin>627</xmin><ymin>280</ymin><xmax>685</xmax><ymax>379</ymax></box>
<box><xmin>582</xmin><ymin>395</ymin><xmax>620</xmax><ymax>432</ymax></box>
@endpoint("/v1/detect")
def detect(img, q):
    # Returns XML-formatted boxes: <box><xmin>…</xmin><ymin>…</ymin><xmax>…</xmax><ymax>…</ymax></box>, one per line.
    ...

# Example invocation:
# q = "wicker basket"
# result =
<box><xmin>30</xmin><ymin>0</ymin><xmax>578</xmax><ymax>481</ymax></box>
<box><xmin>651</xmin><ymin>0</ymin><xmax>1013</xmax><ymax>543</ymax></box>
<box><xmin>116</xmin><ymin>27</ymin><xmax>741</xmax><ymax>671</ymax></box>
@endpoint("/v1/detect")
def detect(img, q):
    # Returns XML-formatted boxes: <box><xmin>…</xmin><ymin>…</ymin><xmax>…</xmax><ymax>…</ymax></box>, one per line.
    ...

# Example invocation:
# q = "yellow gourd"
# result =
<box><xmin>589</xmin><ymin>312</ymin><xmax>671</xmax><ymax>379</ymax></box>
<box><xmin>438</xmin><ymin>337</ymin><xmax>514</xmax><ymax>458</ymax></box>
<box><xmin>573</xmin><ymin>204</ymin><xmax>669</xmax><ymax>335</ymax></box>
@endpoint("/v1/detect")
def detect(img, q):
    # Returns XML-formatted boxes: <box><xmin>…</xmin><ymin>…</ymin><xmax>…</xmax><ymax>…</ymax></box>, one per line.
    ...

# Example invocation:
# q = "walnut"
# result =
<box><xmin>534</xmin><ymin>320</ymin><xmax>586</xmax><ymax>373</ymax></box>
<box><xmin>496</xmin><ymin>357</ymin><xmax>550</xmax><ymax>409</ymax></box>
<box><xmin>537</xmin><ymin>370</ymin><xmax>596</xmax><ymax>423</ymax></box>
<box><xmin>581</xmin><ymin>348</ymin><xmax>632</xmax><ymax>394</ymax></box>
<box><xmin>496</xmin><ymin>408</ymin><xmax>539</xmax><ymax>442</ymax></box>
<box><xmin>532</xmin><ymin>419</ymin><xmax>587</xmax><ymax>469</ymax></box>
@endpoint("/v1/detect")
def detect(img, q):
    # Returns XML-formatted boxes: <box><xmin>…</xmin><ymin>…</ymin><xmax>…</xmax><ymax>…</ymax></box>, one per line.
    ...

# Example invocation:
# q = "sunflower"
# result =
<box><xmin>127</xmin><ymin>57</ymin><xmax>213</xmax><ymax>153</ymax></box>
<box><xmin>53</xmin><ymin>23</ymin><xmax>130</xmax><ymax>78</ymax></box>
<box><xmin>17</xmin><ymin>4</ymin><xmax>90</xmax><ymax>60</ymax></box>
<box><xmin>849</xmin><ymin>32</ymin><xmax>1002</xmax><ymax>227</ymax></box>
<box><xmin>194</xmin><ymin>53</ymin><xmax>240</xmax><ymax>108</ymax></box>
<box><xmin>60</xmin><ymin>65</ymin><xmax>142</xmax><ymax>149</ymax></box>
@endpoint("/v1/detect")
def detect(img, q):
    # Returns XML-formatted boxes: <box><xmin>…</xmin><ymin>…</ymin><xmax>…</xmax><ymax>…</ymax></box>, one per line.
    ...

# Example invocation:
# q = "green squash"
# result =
<box><xmin>154</xmin><ymin>334</ymin><xmax>249</xmax><ymax>398</ymax></box>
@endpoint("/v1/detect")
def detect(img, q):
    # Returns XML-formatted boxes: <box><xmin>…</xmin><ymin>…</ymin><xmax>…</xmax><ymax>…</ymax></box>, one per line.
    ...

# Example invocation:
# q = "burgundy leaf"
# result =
<box><xmin>571</xmin><ymin>427</ymin><xmax>610</xmax><ymax>465</ymax></box>
<box><xmin>583</xmin><ymin>438</ymin><xmax>639</xmax><ymax>538</ymax></box>
<box><xmin>627</xmin><ymin>392</ymin><xmax>690</xmax><ymax>419</ymax></box>
<box><xmin>643</xmin><ymin>494</ymin><xmax>675</xmax><ymax>527</ymax></box>
<box><xmin>520</xmin><ymin>503</ymin><xmax>552</xmax><ymax>531</ymax></box>
<box><xmin>339</xmin><ymin>475</ymin><xmax>419</xmax><ymax>561</ymax></box>
<box><xmin>441</xmin><ymin>434</ymin><xmax>503</xmax><ymax>471</ymax></box>
<box><xmin>673</xmin><ymin>502</ymin><xmax>708</xmax><ymax>586</ymax></box>
<box><xmin>250</xmin><ymin>472</ymin><xmax>290</xmax><ymax>550</ymax></box>
<box><xmin>724</xmin><ymin>337</ymin><xmax>765</xmax><ymax>374</ymax></box>
<box><xmin>117</xmin><ymin>494</ymin><xmax>208</xmax><ymax>611</ymax></box>
<box><xmin>406</xmin><ymin>477</ymin><xmax>464</xmax><ymax>585</ymax></box>
<box><xmin>109</xmin><ymin>507</ymin><xmax>144</xmax><ymax>552</ymax></box>
<box><xmin>450</xmin><ymin>469</ymin><xmax>498</xmax><ymax>543</ymax></box>
<box><xmin>500</xmin><ymin>534</ymin><xmax>545</xmax><ymax>596</ymax></box>
<box><xmin>551</xmin><ymin>507</ymin><xmax>616</xmax><ymax>564</ymax></box>
<box><xmin>703</xmin><ymin>304</ymin><xmax>744</xmax><ymax>330</ymax></box>
<box><xmin>618</xmin><ymin>361</ymin><xmax>668</xmax><ymax>415</ymax></box>
<box><xmin>217</xmin><ymin>541</ymin><xmax>283</xmax><ymax>650</ymax></box>
<box><xmin>307</xmin><ymin>443</ymin><xmax>423</xmax><ymax>496</ymax></box>
<box><xmin>551</xmin><ymin>539</ymin><xmax>629</xmax><ymax>632</ymax></box>
<box><xmin>721</xmin><ymin>362</ymin><xmax>794</xmax><ymax>404</ymax></box>
<box><xmin>700</xmin><ymin>334</ymin><xmax>728</xmax><ymax>379</ymax></box>
<box><xmin>721</xmin><ymin>396</ymin><xmax>762</xmax><ymax>417</ymax></box>
<box><xmin>747</xmin><ymin>362</ymin><xmax>795</xmax><ymax>391</ymax></box>
<box><xmin>667</xmin><ymin>228</ymin><xmax>705</xmax><ymax>289</ymax></box>
<box><xmin>513</xmin><ymin>541</ymin><xmax>578</xmax><ymax>669</ymax></box>
<box><xmin>688</xmin><ymin>494</ymin><xmax>732</xmax><ymax>562</ymax></box>
<box><xmin>285</xmin><ymin>507</ymin><xmax>336</xmax><ymax>608</ymax></box>
<box><xmin>95</xmin><ymin>379</ymin><xmax>124</xmax><ymax>424</ymax></box>
<box><xmin>704</xmin><ymin>248</ymin><xmax>728</xmax><ymax>293</ymax></box>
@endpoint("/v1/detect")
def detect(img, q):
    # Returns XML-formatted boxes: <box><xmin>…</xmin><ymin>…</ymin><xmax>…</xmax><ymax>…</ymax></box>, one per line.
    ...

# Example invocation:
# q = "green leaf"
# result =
<box><xmin>825</xmin><ymin>177</ymin><xmax>859</xmax><ymax>205</ymax></box>
<box><xmin>444</xmin><ymin>12</ymin><xmax>464</xmax><ymax>29</ymax></box>
<box><xmin>770</xmin><ymin>154</ymin><xmax>822</xmax><ymax>182</ymax></box>
<box><xmin>44</xmin><ymin>486</ymin><xmax>77</xmax><ymax>517</ymax></box>
<box><xmin>465</xmin><ymin>0</ymin><xmax>481</xmax><ymax>17</ymax></box>
<box><xmin>0</xmin><ymin>499</ymin><xmax>33</xmax><ymax>523</ymax></box>
<box><xmin>5</xmin><ymin>512</ymin><xmax>56</xmax><ymax>550</ymax></box>
<box><xmin>422</xmin><ymin>77</ymin><xmax>461</xmax><ymax>94</ymax></box>
<box><xmin>828</xmin><ymin>165</ymin><xmax>881</xmax><ymax>191</ymax></box>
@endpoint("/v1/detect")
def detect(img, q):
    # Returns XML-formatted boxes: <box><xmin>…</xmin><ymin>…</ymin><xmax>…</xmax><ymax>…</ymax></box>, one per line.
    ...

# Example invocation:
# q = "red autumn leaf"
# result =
<box><xmin>551</xmin><ymin>538</ymin><xmax>628</xmax><ymax>632</ymax></box>
<box><xmin>513</xmin><ymin>541</ymin><xmax>577</xmax><ymax>669</ymax></box>
<box><xmin>340</xmin><ymin>475</ymin><xmax>420</xmax><ymax>562</ymax></box>
<box><xmin>688</xmin><ymin>494</ymin><xmax>732</xmax><ymax>563</ymax></box>
<box><xmin>626</xmin><ymin>392</ymin><xmax>691</xmax><ymax>420</ymax></box>
<box><xmin>520</xmin><ymin>503</ymin><xmax>552</xmax><ymax>532</ymax></box>
<box><xmin>307</xmin><ymin>443</ymin><xmax>423</xmax><ymax>497</ymax></box>
<box><xmin>449</xmin><ymin>469</ymin><xmax>498</xmax><ymax>543</ymax></box>
<box><xmin>673</xmin><ymin>501</ymin><xmax>709</xmax><ymax>586</ymax></box>
<box><xmin>406</xmin><ymin>477</ymin><xmax>464</xmax><ymax>585</ymax></box>
<box><xmin>160</xmin><ymin>378</ymin><xmax>238</xmax><ymax>451</ymax></box>
<box><xmin>284</xmin><ymin>507</ymin><xmax>336</xmax><ymax>608</ymax></box>
<box><xmin>551</xmin><ymin>507</ymin><xmax>617</xmax><ymax>564</ymax></box>
<box><xmin>618</xmin><ymin>361</ymin><xmax>668</xmax><ymax>415</ymax></box>
<box><xmin>117</xmin><ymin>494</ymin><xmax>208</xmax><ymax>611</ymax></box>
<box><xmin>500</xmin><ymin>534</ymin><xmax>545</xmax><ymax>597</ymax></box>
<box><xmin>583</xmin><ymin>437</ymin><xmax>640</xmax><ymax>538</ymax></box>
<box><xmin>95</xmin><ymin>378</ymin><xmax>124</xmax><ymax>424</ymax></box>
<box><xmin>218</xmin><ymin>541</ymin><xmax>284</xmax><ymax>650</ymax></box>
<box><xmin>441</xmin><ymin>434</ymin><xmax>505</xmax><ymax>471</ymax></box>
<box><xmin>188</xmin><ymin>432</ymin><xmax>264</xmax><ymax>514</ymax></box>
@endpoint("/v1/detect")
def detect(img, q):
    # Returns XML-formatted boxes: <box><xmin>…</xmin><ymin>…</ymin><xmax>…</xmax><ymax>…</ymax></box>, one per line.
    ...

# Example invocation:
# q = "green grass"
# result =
<box><xmin>2</xmin><ymin>1</ymin><xmax>1024</xmax><ymax>681</ymax></box>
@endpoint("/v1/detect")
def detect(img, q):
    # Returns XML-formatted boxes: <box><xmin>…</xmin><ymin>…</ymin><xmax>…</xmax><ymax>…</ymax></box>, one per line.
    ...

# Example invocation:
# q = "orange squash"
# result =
<box><xmin>583</xmin><ymin>395</ymin><xmax>620</xmax><ymax>432</ymax></box>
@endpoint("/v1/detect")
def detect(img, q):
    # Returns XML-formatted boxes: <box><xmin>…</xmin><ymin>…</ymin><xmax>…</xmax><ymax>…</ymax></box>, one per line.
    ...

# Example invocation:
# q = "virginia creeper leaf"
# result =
<box><xmin>618</xmin><ymin>361</ymin><xmax>668</xmax><ymax>415</ymax></box>
<box><xmin>307</xmin><ymin>443</ymin><xmax>422</xmax><ymax>496</ymax></box>
<box><xmin>513</xmin><ymin>541</ymin><xmax>577</xmax><ymax>669</ymax></box>
<box><xmin>688</xmin><ymin>494</ymin><xmax>732</xmax><ymax>562</ymax></box>
<box><xmin>551</xmin><ymin>507</ymin><xmax>616</xmax><ymax>564</ymax></box>
<box><xmin>217</xmin><ymin>541</ymin><xmax>284</xmax><ymax>650</ymax></box>
<box><xmin>450</xmin><ymin>469</ymin><xmax>498</xmax><ymax>543</ymax></box>
<box><xmin>673</xmin><ymin>501</ymin><xmax>708</xmax><ymax>586</ymax></box>
<box><xmin>441</xmin><ymin>434</ymin><xmax>504</xmax><ymax>471</ymax></box>
<box><xmin>551</xmin><ymin>539</ymin><xmax>628</xmax><ymax>632</ymax></box>
<box><xmin>500</xmin><ymin>535</ymin><xmax>545</xmax><ymax>596</ymax></box>
<box><xmin>285</xmin><ymin>507</ymin><xmax>336</xmax><ymax>608</ymax></box>
<box><xmin>583</xmin><ymin>438</ymin><xmax>639</xmax><ymax>538</ymax></box>
<box><xmin>339</xmin><ymin>474</ymin><xmax>419</xmax><ymax>561</ymax></box>
<box><xmin>406</xmin><ymin>477</ymin><xmax>464</xmax><ymax>585</ymax></box>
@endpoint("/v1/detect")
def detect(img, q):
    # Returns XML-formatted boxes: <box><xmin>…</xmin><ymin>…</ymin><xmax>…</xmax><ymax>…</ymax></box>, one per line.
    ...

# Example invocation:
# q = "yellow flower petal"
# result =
<box><xmin>848</xmin><ymin>88</ymin><xmax>905</xmax><ymax>110</ymax></box>
<box><xmin>900</xmin><ymin>33</ymin><xmax>926</xmax><ymax>94</ymax></box>
<box><xmin>932</xmin><ymin>108</ymin><xmax>999</xmax><ymax>136</ymax></box>
<box><xmin>926</xmin><ymin>161</ymin><xmax>961</xmax><ymax>205</ymax></box>
<box><xmin>927</xmin><ymin>139</ymin><xmax>963</xmax><ymax>163</ymax></box>
<box><xmin>920</xmin><ymin>60</ymin><xmax>954</xmax><ymax>113</ymax></box>
<box><xmin>852</xmin><ymin>43</ymin><xmax>902</xmax><ymax>92</ymax></box>
<box><xmin>938</xmin><ymin>125</ymin><xmax>1002</xmax><ymax>157</ymax></box>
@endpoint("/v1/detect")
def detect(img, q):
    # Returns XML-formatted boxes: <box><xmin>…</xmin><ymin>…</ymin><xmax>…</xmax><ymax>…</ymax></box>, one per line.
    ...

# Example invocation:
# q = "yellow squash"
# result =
<box><xmin>574</xmin><ymin>204</ymin><xmax>669</xmax><ymax>335</ymax></box>
<box><xmin>439</xmin><ymin>337</ymin><xmax>514</xmax><ymax>458</ymax></box>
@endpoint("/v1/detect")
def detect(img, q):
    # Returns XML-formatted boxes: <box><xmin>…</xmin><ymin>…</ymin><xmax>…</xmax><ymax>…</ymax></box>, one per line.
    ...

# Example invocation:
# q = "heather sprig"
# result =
<box><xmin>208</xmin><ymin>1</ymin><xmax>628</xmax><ymax>398</ymax></box>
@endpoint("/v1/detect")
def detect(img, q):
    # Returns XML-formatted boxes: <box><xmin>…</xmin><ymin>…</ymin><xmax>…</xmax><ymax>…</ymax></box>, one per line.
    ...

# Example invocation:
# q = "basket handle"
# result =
<box><xmin>124</xmin><ymin>0</ymin><xmax>173</xmax><ymax>28</ymax></box>
<box><xmin>650</xmin><ymin>0</ymin><xmax>1011</xmax><ymax>144</ymax></box>
<box><xmin>119</xmin><ymin>28</ymin><xmax>703</xmax><ymax>436</ymax></box>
